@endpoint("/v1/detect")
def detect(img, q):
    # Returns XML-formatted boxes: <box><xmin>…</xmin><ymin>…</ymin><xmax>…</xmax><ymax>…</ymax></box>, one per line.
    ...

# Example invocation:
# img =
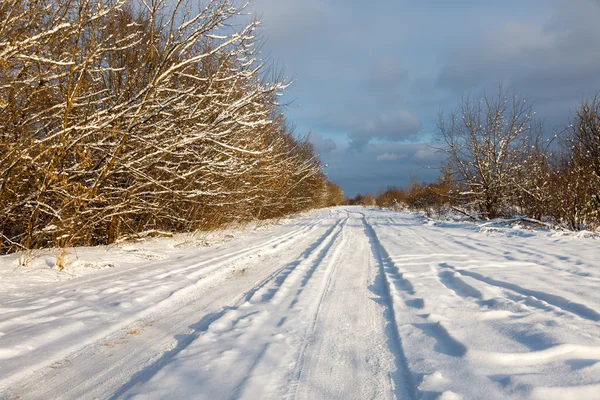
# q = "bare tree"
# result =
<box><xmin>0</xmin><ymin>0</ymin><xmax>330</xmax><ymax>254</ymax></box>
<box><xmin>559</xmin><ymin>94</ymin><xmax>600</xmax><ymax>229</ymax></box>
<box><xmin>437</xmin><ymin>87</ymin><xmax>534</xmax><ymax>219</ymax></box>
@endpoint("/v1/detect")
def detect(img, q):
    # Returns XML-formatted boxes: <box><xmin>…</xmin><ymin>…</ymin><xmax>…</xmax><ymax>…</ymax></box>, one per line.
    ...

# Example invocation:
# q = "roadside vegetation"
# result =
<box><xmin>349</xmin><ymin>88</ymin><xmax>600</xmax><ymax>231</ymax></box>
<box><xmin>0</xmin><ymin>0</ymin><xmax>343</xmax><ymax>255</ymax></box>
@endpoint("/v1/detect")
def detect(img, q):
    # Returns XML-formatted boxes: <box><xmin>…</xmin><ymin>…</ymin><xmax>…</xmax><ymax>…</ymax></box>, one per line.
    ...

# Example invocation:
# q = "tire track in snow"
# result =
<box><xmin>437</xmin><ymin>268</ymin><xmax>483</xmax><ymax>300</ymax></box>
<box><xmin>245</xmin><ymin>218</ymin><xmax>345</xmax><ymax>306</ymax></box>
<box><xmin>232</xmin><ymin>216</ymin><xmax>350</xmax><ymax>399</ymax></box>
<box><xmin>386</xmin><ymin>213</ymin><xmax>595</xmax><ymax>315</ymax></box>
<box><xmin>353</xmin><ymin>209</ymin><xmax>600</xmax><ymax>398</ymax></box>
<box><xmin>444</xmin><ymin>265</ymin><xmax>600</xmax><ymax>322</ymax></box>
<box><xmin>281</xmin><ymin>218</ymin><xmax>348</xmax><ymax>400</ymax></box>
<box><xmin>2</xmin><ymin>217</ymin><xmax>335</xmax><ymax>399</ymax></box>
<box><xmin>29</xmin><ymin>217</ymin><xmax>324</xmax><ymax>301</ymax></box>
<box><xmin>285</xmin><ymin>212</ymin><xmax>404</xmax><ymax>400</ymax></box>
<box><xmin>106</xmin><ymin>217</ymin><xmax>349</xmax><ymax>400</ymax></box>
<box><xmin>259</xmin><ymin>218</ymin><xmax>348</xmax><ymax>308</ymax></box>
<box><xmin>431</xmin><ymin>262</ymin><xmax>531</xmax><ymax>319</ymax></box>
<box><xmin>379</xmin><ymin>213</ymin><xmax>600</xmax><ymax>323</ymax></box>
<box><xmin>1</xmin><ymin>218</ymin><xmax>323</xmax><ymax>337</ymax></box>
<box><xmin>360</xmin><ymin>214</ymin><xmax>417</xmax><ymax>400</ymax></box>
<box><xmin>156</xmin><ymin>221</ymin><xmax>322</xmax><ymax>280</ymax></box>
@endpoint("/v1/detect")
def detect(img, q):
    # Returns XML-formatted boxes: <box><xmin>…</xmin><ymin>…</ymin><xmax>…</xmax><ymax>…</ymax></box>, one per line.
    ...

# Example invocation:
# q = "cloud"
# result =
<box><xmin>321</xmin><ymin>142</ymin><xmax>446</xmax><ymax>196</ymax></box>
<box><xmin>376</xmin><ymin>153</ymin><xmax>401</xmax><ymax>162</ymax></box>
<box><xmin>436</xmin><ymin>0</ymin><xmax>600</xmax><ymax>109</ymax></box>
<box><xmin>367</xmin><ymin>58</ymin><xmax>408</xmax><ymax>89</ymax></box>
<box><xmin>250</xmin><ymin>0</ymin><xmax>331</xmax><ymax>48</ymax></box>
<box><xmin>348</xmin><ymin>111</ymin><xmax>422</xmax><ymax>150</ymax></box>
<box><xmin>249</xmin><ymin>0</ymin><xmax>600</xmax><ymax>195</ymax></box>
<box><xmin>308</xmin><ymin>133</ymin><xmax>337</xmax><ymax>154</ymax></box>
<box><xmin>414</xmin><ymin>147</ymin><xmax>440</xmax><ymax>162</ymax></box>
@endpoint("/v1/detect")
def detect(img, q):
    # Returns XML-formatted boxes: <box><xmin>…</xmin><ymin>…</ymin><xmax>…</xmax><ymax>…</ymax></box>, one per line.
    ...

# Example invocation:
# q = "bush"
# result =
<box><xmin>0</xmin><ymin>0</ymin><xmax>333</xmax><ymax>253</ymax></box>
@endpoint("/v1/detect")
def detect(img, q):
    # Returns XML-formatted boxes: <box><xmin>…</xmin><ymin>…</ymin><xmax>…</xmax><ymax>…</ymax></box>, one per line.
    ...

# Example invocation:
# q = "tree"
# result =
<box><xmin>324</xmin><ymin>182</ymin><xmax>344</xmax><ymax>207</ymax></box>
<box><xmin>376</xmin><ymin>187</ymin><xmax>406</xmax><ymax>209</ymax></box>
<box><xmin>0</xmin><ymin>0</ymin><xmax>331</xmax><ymax>254</ymax></box>
<box><xmin>559</xmin><ymin>95</ymin><xmax>600</xmax><ymax>229</ymax></box>
<box><xmin>437</xmin><ymin>87</ymin><xmax>534</xmax><ymax>219</ymax></box>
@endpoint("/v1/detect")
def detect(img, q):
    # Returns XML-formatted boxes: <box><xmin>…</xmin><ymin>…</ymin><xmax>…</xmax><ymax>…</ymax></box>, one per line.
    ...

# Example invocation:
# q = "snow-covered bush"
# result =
<box><xmin>0</xmin><ymin>0</ymin><xmax>330</xmax><ymax>253</ymax></box>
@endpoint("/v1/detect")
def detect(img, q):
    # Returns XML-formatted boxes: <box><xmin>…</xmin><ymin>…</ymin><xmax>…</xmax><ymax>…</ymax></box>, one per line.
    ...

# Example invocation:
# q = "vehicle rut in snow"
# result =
<box><xmin>2</xmin><ymin>207</ymin><xmax>600</xmax><ymax>400</ymax></box>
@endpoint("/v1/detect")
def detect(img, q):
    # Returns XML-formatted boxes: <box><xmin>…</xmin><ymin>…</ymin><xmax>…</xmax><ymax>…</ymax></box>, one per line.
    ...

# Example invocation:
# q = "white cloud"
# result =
<box><xmin>414</xmin><ymin>147</ymin><xmax>438</xmax><ymax>162</ymax></box>
<box><xmin>376</xmin><ymin>153</ymin><xmax>401</xmax><ymax>162</ymax></box>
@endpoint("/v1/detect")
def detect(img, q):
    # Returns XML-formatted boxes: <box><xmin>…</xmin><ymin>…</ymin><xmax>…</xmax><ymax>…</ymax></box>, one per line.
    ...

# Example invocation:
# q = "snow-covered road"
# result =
<box><xmin>1</xmin><ymin>207</ymin><xmax>599</xmax><ymax>399</ymax></box>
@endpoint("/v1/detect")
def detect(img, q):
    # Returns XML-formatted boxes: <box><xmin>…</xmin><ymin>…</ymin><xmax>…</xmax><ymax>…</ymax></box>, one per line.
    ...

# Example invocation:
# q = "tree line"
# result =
<box><xmin>349</xmin><ymin>88</ymin><xmax>600</xmax><ymax>231</ymax></box>
<box><xmin>0</xmin><ymin>0</ymin><xmax>343</xmax><ymax>254</ymax></box>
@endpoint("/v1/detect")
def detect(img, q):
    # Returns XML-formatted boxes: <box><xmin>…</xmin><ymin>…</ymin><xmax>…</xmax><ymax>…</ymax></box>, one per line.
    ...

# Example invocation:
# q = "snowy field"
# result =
<box><xmin>0</xmin><ymin>206</ymin><xmax>599</xmax><ymax>399</ymax></box>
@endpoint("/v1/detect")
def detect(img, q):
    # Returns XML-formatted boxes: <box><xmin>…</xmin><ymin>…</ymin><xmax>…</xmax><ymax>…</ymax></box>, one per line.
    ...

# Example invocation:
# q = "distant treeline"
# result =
<box><xmin>349</xmin><ymin>88</ymin><xmax>600</xmax><ymax>231</ymax></box>
<box><xmin>0</xmin><ymin>0</ymin><xmax>344</xmax><ymax>254</ymax></box>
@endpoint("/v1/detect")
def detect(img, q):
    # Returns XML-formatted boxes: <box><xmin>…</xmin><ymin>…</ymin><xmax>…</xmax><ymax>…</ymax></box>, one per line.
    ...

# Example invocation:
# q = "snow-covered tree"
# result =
<box><xmin>0</xmin><ymin>0</ymin><xmax>330</xmax><ymax>253</ymax></box>
<box><xmin>437</xmin><ymin>88</ymin><xmax>534</xmax><ymax>219</ymax></box>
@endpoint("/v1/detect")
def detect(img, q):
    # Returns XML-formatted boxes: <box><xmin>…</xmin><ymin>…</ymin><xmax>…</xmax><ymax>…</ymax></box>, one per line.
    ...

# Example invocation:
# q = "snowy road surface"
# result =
<box><xmin>1</xmin><ymin>207</ymin><xmax>600</xmax><ymax>399</ymax></box>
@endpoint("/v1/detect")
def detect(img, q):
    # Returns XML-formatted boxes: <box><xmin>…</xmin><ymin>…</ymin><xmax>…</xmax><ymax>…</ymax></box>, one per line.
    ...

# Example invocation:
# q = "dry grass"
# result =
<box><xmin>55</xmin><ymin>249</ymin><xmax>68</xmax><ymax>272</ymax></box>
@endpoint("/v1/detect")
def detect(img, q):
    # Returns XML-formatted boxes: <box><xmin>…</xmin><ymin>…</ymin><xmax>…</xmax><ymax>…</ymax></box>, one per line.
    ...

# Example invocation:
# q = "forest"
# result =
<box><xmin>0</xmin><ymin>0</ymin><xmax>343</xmax><ymax>254</ymax></box>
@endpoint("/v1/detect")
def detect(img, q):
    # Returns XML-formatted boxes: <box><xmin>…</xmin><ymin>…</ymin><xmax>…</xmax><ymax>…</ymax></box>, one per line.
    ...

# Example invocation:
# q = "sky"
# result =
<box><xmin>247</xmin><ymin>0</ymin><xmax>600</xmax><ymax>196</ymax></box>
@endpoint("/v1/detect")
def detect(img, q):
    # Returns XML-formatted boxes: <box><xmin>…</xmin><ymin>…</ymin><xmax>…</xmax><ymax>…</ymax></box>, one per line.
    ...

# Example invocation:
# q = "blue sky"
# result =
<box><xmin>249</xmin><ymin>0</ymin><xmax>600</xmax><ymax>196</ymax></box>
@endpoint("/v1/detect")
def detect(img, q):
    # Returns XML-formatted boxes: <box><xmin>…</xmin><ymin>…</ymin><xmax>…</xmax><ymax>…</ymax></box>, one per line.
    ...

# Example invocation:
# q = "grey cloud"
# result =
<box><xmin>250</xmin><ymin>0</ymin><xmax>588</xmax><ymax>195</ymax></box>
<box><xmin>250</xmin><ymin>0</ymin><xmax>331</xmax><ymax>47</ymax></box>
<box><xmin>413</xmin><ymin>146</ymin><xmax>441</xmax><ymax>163</ymax></box>
<box><xmin>321</xmin><ymin>142</ymin><xmax>445</xmax><ymax>196</ymax></box>
<box><xmin>376</xmin><ymin>153</ymin><xmax>402</xmax><ymax>162</ymax></box>
<box><xmin>436</xmin><ymin>0</ymin><xmax>600</xmax><ymax>110</ymax></box>
<box><xmin>367</xmin><ymin>58</ymin><xmax>408</xmax><ymax>89</ymax></box>
<box><xmin>348</xmin><ymin>111</ymin><xmax>422</xmax><ymax>150</ymax></box>
<box><xmin>309</xmin><ymin>133</ymin><xmax>337</xmax><ymax>154</ymax></box>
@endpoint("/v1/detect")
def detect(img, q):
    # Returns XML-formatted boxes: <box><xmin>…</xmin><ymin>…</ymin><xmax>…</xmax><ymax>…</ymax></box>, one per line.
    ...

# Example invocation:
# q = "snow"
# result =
<box><xmin>1</xmin><ymin>207</ymin><xmax>599</xmax><ymax>399</ymax></box>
